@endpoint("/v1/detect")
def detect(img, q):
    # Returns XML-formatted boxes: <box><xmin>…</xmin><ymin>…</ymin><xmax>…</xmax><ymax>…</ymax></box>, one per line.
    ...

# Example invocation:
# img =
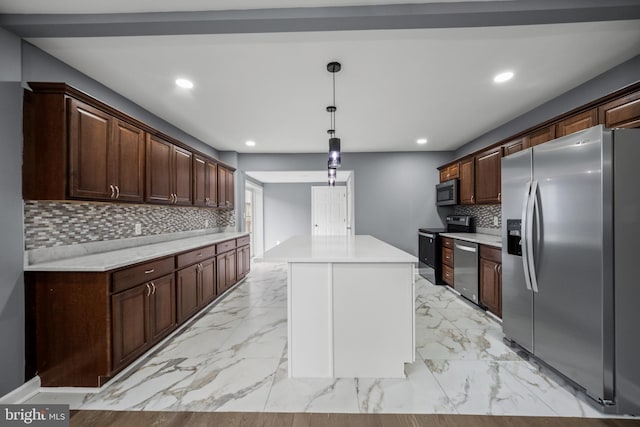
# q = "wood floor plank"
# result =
<box><xmin>69</xmin><ymin>411</ymin><xmax>640</xmax><ymax>427</ymax></box>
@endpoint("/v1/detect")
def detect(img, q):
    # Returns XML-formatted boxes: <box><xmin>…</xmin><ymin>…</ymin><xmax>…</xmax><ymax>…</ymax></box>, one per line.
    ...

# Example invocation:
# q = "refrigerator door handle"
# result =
<box><xmin>521</xmin><ymin>180</ymin><xmax>533</xmax><ymax>291</ymax></box>
<box><xmin>527</xmin><ymin>180</ymin><xmax>540</xmax><ymax>293</ymax></box>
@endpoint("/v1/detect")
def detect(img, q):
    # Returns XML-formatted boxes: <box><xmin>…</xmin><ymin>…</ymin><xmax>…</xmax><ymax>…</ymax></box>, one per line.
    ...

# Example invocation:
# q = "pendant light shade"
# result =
<box><xmin>326</xmin><ymin>61</ymin><xmax>342</xmax><ymax>184</ymax></box>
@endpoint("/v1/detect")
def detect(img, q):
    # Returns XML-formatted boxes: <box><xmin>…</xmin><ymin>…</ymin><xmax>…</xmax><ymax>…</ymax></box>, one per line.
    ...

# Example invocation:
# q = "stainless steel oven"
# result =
<box><xmin>435</xmin><ymin>179</ymin><xmax>458</xmax><ymax>206</ymax></box>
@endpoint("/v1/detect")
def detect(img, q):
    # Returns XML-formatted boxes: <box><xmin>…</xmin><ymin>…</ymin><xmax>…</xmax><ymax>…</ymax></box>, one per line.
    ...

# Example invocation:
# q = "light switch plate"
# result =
<box><xmin>493</xmin><ymin>216</ymin><xmax>499</xmax><ymax>227</ymax></box>
<box><xmin>134</xmin><ymin>223</ymin><xmax>142</xmax><ymax>235</ymax></box>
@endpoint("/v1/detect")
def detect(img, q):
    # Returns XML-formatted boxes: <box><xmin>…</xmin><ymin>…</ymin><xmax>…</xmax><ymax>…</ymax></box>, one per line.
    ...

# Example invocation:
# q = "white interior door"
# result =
<box><xmin>312</xmin><ymin>186</ymin><xmax>347</xmax><ymax>235</ymax></box>
<box><xmin>245</xmin><ymin>180</ymin><xmax>264</xmax><ymax>257</ymax></box>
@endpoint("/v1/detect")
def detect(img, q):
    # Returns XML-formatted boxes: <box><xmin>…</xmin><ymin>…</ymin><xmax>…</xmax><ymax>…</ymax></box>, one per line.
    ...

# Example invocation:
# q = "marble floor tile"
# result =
<box><xmin>264</xmin><ymin>356</ymin><xmax>359</xmax><ymax>413</ymax></box>
<box><xmin>24</xmin><ymin>391</ymin><xmax>90</xmax><ymax>409</ymax></box>
<box><xmin>425</xmin><ymin>359</ymin><xmax>557</xmax><ymax>416</ymax></box>
<box><xmin>501</xmin><ymin>360</ymin><xmax>605</xmax><ymax>417</ymax></box>
<box><xmin>216</xmin><ymin>308</ymin><xmax>287</xmax><ymax>359</ymax></box>
<box><xmin>356</xmin><ymin>360</ymin><xmax>455</xmax><ymax>413</ymax></box>
<box><xmin>24</xmin><ymin>261</ymin><xmax>632</xmax><ymax>419</ymax></box>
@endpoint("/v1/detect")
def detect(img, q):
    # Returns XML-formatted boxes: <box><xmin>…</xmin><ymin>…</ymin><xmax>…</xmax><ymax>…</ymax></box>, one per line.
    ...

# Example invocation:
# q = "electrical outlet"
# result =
<box><xmin>134</xmin><ymin>223</ymin><xmax>142</xmax><ymax>235</ymax></box>
<box><xmin>493</xmin><ymin>216</ymin><xmax>499</xmax><ymax>227</ymax></box>
<box><xmin>204</xmin><ymin>220</ymin><xmax>209</xmax><ymax>228</ymax></box>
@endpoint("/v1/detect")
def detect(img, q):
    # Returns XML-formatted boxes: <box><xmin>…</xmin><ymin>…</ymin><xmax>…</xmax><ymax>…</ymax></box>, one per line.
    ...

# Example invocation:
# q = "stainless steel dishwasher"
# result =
<box><xmin>453</xmin><ymin>239</ymin><xmax>479</xmax><ymax>303</ymax></box>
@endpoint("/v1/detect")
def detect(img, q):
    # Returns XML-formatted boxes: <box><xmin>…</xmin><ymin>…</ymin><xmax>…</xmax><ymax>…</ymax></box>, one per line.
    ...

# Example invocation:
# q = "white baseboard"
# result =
<box><xmin>0</xmin><ymin>376</ymin><xmax>41</xmax><ymax>404</ymax></box>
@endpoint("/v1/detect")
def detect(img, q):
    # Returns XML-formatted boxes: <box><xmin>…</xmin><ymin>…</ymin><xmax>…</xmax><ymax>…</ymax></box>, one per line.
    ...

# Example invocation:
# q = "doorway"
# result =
<box><xmin>311</xmin><ymin>186</ymin><xmax>347</xmax><ymax>235</ymax></box>
<box><xmin>244</xmin><ymin>180</ymin><xmax>264</xmax><ymax>258</ymax></box>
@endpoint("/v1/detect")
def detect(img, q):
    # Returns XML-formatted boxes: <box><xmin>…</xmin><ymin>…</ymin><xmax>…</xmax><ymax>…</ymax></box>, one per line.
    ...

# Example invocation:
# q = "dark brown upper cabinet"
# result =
<box><xmin>439</xmin><ymin>163</ymin><xmax>459</xmax><ymax>182</ymax></box>
<box><xmin>217</xmin><ymin>166</ymin><xmax>235</xmax><ymax>209</ymax></box>
<box><xmin>475</xmin><ymin>147</ymin><xmax>503</xmax><ymax>204</ymax></box>
<box><xmin>528</xmin><ymin>125</ymin><xmax>556</xmax><ymax>147</ymax></box>
<box><xmin>23</xmin><ymin>82</ymin><xmax>234</xmax><ymax>209</ymax></box>
<box><xmin>556</xmin><ymin>108</ymin><xmax>598</xmax><ymax>138</ymax></box>
<box><xmin>598</xmin><ymin>90</ymin><xmax>640</xmax><ymax>129</ymax></box>
<box><xmin>459</xmin><ymin>157</ymin><xmax>475</xmax><ymax>205</ymax></box>
<box><xmin>146</xmin><ymin>135</ymin><xmax>193</xmax><ymax>206</ymax></box>
<box><xmin>503</xmin><ymin>137</ymin><xmax>529</xmax><ymax>157</ymax></box>
<box><xmin>194</xmin><ymin>155</ymin><xmax>218</xmax><ymax>207</ymax></box>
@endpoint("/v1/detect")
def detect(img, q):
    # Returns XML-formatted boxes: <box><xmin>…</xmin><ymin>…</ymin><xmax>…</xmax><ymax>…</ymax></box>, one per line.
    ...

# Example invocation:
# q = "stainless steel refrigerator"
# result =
<box><xmin>501</xmin><ymin>125</ymin><xmax>640</xmax><ymax>415</ymax></box>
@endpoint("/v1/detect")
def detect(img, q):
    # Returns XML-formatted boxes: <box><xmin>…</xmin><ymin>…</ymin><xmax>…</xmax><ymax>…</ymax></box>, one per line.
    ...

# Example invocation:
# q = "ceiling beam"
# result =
<box><xmin>2</xmin><ymin>0</ymin><xmax>640</xmax><ymax>38</ymax></box>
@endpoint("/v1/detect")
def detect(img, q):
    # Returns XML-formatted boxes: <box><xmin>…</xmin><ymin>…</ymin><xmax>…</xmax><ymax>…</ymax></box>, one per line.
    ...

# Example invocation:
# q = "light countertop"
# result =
<box><xmin>24</xmin><ymin>231</ymin><xmax>249</xmax><ymax>272</ymax></box>
<box><xmin>262</xmin><ymin>235</ymin><xmax>417</xmax><ymax>263</ymax></box>
<box><xmin>440</xmin><ymin>232</ymin><xmax>502</xmax><ymax>248</ymax></box>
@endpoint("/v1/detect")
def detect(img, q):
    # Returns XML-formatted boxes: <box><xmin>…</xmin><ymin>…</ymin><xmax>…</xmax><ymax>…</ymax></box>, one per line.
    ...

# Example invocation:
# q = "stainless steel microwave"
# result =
<box><xmin>436</xmin><ymin>179</ymin><xmax>458</xmax><ymax>206</ymax></box>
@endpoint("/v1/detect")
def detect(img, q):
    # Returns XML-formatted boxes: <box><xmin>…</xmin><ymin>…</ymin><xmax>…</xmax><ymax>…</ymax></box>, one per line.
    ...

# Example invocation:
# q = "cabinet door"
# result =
<box><xmin>111</xmin><ymin>119</ymin><xmax>145</xmax><ymax>202</ymax></box>
<box><xmin>226</xmin><ymin>168</ymin><xmax>235</xmax><ymax>209</ymax></box>
<box><xmin>459</xmin><ymin>158</ymin><xmax>475</xmax><ymax>204</ymax></box>
<box><xmin>112</xmin><ymin>283</ymin><xmax>150</xmax><ymax>369</ymax></box>
<box><xmin>556</xmin><ymin>109</ymin><xmax>597</xmax><ymax>137</ymax></box>
<box><xmin>200</xmin><ymin>258</ymin><xmax>216</xmax><ymax>305</ymax></box>
<box><xmin>528</xmin><ymin>125</ymin><xmax>555</xmax><ymax>147</ymax></box>
<box><xmin>193</xmin><ymin>155</ymin><xmax>207</xmax><ymax>207</ymax></box>
<box><xmin>226</xmin><ymin>250</ymin><xmax>237</xmax><ymax>287</ymax></box>
<box><xmin>206</xmin><ymin>161</ymin><xmax>218</xmax><ymax>207</ymax></box>
<box><xmin>480</xmin><ymin>258</ymin><xmax>501</xmax><ymax>318</ymax></box>
<box><xmin>149</xmin><ymin>274</ymin><xmax>176</xmax><ymax>342</ymax></box>
<box><xmin>475</xmin><ymin>147</ymin><xmax>503</xmax><ymax>204</ymax></box>
<box><xmin>173</xmin><ymin>146</ymin><xmax>193</xmax><ymax>205</ymax></box>
<box><xmin>217</xmin><ymin>255</ymin><xmax>227</xmax><ymax>294</ymax></box>
<box><xmin>503</xmin><ymin>137</ymin><xmax>529</xmax><ymax>157</ymax></box>
<box><xmin>146</xmin><ymin>135</ymin><xmax>173</xmax><ymax>204</ymax></box>
<box><xmin>242</xmin><ymin>246</ymin><xmax>251</xmax><ymax>277</ymax></box>
<box><xmin>68</xmin><ymin>99</ymin><xmax>112</xmax><ymax>200</ymax></box>
<box><xmin>176</xmin><ymin>264</ymin><xmax>200</xmax><ymax>324</ymax></box>
<box><xmin>598</xmin><ymin>90</ymin><xmax>640</xmax><ymax>129</ymax></box>
<box><xmin>217</xmin><ymin>167</ymin><xmax>227</xmax><ymax>208</ymax></box>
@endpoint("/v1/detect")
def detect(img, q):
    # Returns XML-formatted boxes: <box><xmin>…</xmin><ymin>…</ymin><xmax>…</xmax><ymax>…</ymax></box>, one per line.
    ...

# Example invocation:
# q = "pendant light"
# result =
<box><xmin>326</xmin><ymin>61</ymin><xmax>342</xmax><ymax>185</ymax></box>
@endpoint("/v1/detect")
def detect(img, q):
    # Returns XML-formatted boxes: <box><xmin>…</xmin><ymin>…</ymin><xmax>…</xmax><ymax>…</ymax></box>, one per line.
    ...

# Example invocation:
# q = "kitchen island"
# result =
<box><xmin>263</xmin><ymin>235</ymin><xmax>417</xmax><ymax>378</ymax></box>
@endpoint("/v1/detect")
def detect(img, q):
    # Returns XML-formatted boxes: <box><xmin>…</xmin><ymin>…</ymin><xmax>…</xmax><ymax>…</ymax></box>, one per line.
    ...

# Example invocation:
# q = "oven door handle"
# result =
<box><xmin>418</xmin><ymin>232</ymin><xmax>435</xmax><ymax>238</ymax></box>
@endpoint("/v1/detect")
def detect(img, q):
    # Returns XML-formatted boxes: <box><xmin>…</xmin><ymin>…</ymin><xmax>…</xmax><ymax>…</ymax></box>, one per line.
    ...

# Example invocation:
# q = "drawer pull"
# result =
<box><xmin>144</xmin><ymin>269</ymin><xmax>155</xmax><ymax>274</ymax></box>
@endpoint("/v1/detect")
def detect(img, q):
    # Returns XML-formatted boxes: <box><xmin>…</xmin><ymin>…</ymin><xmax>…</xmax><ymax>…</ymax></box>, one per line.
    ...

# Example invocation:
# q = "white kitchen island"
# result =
<box><xmin>263</xmin><ymin>235</ymin><xmax>417</xmax><ymax>378</ymax></box>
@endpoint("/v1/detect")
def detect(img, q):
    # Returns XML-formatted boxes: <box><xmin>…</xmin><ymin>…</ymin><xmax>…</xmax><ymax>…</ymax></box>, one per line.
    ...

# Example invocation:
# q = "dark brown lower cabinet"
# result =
<box><xmin>26</xmin><ymin>237</ymin><xmax>247</xmax><ymax>388</ymax></box>
<box><xmin>217</xmin><ymin>249</ymin><xmax>238</xmax><ymax>294</ymax></box>
<box><xmin>177</xmin><ymin>257</ymin><xmax>217</xmax><ymax>324</ymax></box>
<box><xmin>112</xmin><ymin>273</ymin><xmax>176</xmax><ymax>371</ymax></box>
<box><xmin>237</xmin><ymin>245</ymin><xmax>251</xmax><ymax>280</ymax></box>
<box><xmin>177</xmin><ymin>263</ymin><xmax>200</xmax><ymax>324</ymax></box>
<box><xmin>479</xmin><ymin>245</ymin><xmax>502</xmax><ymax>318</ymax></box>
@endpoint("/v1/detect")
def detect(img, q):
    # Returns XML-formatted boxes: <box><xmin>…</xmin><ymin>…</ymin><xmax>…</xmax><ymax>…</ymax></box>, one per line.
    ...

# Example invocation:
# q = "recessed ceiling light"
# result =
<box><xmin>494</xmin><ymin>71</ymin><xmax>514</xmax><ymax>83</ymax></box>
<box><xmin>175</xmin><ymin>78</ymin><xmax>194</xmax><ymax>89</ymax></box>
<box><xmin>245</xmin><ymin>140</ymin><xmax>256</xmax><ymax>147</ymax></box>
<box><xmin>417</xmin><ymin>138</ymin><xmax>428</xmax><ymax>145</ymax></box>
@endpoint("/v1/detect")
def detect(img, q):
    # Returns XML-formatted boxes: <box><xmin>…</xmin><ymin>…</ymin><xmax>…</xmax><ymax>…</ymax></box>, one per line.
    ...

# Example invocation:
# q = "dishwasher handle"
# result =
<box><xmin>455</xmin><ymin>243</ymin><xmax>477</xmax><ymax>253</ymax></box>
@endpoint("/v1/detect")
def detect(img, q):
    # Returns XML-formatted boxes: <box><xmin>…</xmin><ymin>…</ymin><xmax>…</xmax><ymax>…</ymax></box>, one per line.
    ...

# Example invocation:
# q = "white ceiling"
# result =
<box><xmin>4</xmin><ymin>1</ymin><xmax>640</xmax><ymax>154</ymax></box>
<box><xmin>246</xmin><ymin>170</ymin><xmax>351</xmax><ymax>183</ymax></box>
<box><xmin>0</xmin><ymin>0</ymin><xmax>504</xmax><ymax>14</ymax></box>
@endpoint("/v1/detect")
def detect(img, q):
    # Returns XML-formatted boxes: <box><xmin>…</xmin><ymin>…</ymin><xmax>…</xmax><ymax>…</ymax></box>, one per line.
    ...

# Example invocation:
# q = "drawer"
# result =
<box><xmin>442</xmin><ymin>264</ymin><xmax>454</xmax><ymax>287</ymax></box>
<box><xmin>176</xmin><ymin>244</ymin><xmax>216</xmax><ymax>269</ymax></box>
<box><xmin>441</xmin><ymin>237</ymin><xmax>454</xmax><ymax>249</ymax></box>
<box><xmin>217</xmin><ymin>239</ymin><xmax>236</xmax><ymax>254</ymax></box>
<box><xmin>442</xmin><ymin>247</ymin><xmax>454</xmax><ymax>267</ymax></box>
<box><xmin>480</xmin><ymin>245</ymin><xmax>501</xmax><ymax>263</ymax></box>
<box><xmin>112</xmin><ymin>257</ymin><xmax>174</xmax><ymax>293</ymax></box>
<box><xmin>236</xmin><ymin>235</ymin><xmax>250</xmax><ymax>247</ymax></box>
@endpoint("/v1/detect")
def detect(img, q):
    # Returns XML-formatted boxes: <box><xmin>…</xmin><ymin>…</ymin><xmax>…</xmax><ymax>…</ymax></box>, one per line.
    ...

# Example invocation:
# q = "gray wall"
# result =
<box><xmin>21</xmin><ymin>42</ymin><xmax>220</xmax><ymax>160</ymax></box>
<box><xmin>239</xmin><ymin>152</ymin><xmax>454</xmax><ymax>256</ymax></box>
<box><xmin>264</xmin><ymin>183</ymin><xmax>313</xmax><ymax>250</ymax></box>
<box><xmin>455</xmin><ymin>54</ymin><xmax>640</xmax><ymax>159</ymax></box>
<box><xmin>0</xmin><ymin>27</ymin><xmax>25</xmax><ymax>396</ymax></box>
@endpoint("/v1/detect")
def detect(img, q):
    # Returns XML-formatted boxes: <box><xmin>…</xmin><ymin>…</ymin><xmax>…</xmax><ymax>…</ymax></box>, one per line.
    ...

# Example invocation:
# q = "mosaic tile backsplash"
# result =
<box><xmin>454</xmin><ymin>204</ymin><xmax>501</xmax><ymax>229</ymax></box>
<box><xmin>24</xmin><ymin>201</ymin><xmax>236</xmax><ymax>250</ymax></box>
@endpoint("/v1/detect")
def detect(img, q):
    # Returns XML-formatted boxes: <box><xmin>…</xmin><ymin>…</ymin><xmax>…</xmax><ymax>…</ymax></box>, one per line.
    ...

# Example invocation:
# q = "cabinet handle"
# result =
<box><xmin>498</xmin><ymin>264</ymin><xmax>502</xmax><ymax>275</ymax></box>
<box><xmin>498</xmin><ymin>192</ymin><xmax>501</xmax><ymax>201</ymax></box>
<box><xmin>494</xmin><ymin>264</ymin><xmax>499</xmax><ymax>274</ymax></box>
<box><xmin>174</xmin><ymin>193</ymin><xmax>178</xmax><ymax>204</ymax></box>
<box><xmin>146</xmin><ymin>283</ymin><xmax>151</xmax><ymax>297</ymax></box>
<box><xmin>115</xmin><ymin>185</ymin><xmax>120</xmax><ymax>199</ymax></box>
<box><xmin>151</xmin><ymin>281</ymin><xmax>156</xmax><ymax>295</ymax></box>
<box><xmin>110</xmin><ymin>184</ymin><xmax>115</xmax><ymax>199</ymax></box>
<box><xmin>471</xmin><ymin>195</ymin><xmax>475</xmax><ymax>202</ymax></box>
<box><xmin>144</xmin><ymin>269</ymin><xmax>155</xmax><ymax>274</ymax></box>
<box><xmin>197</xmin><ymin>253</ymin><xmax>203</xmax><ymax>257</ymax></box>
